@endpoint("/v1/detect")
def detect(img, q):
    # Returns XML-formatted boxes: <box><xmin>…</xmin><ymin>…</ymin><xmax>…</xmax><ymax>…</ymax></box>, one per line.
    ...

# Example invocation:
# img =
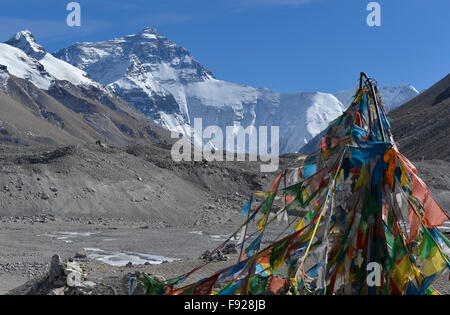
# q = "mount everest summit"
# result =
<box><xmin>1</xmin><ymin>27</ymin><xmax>419</xmax><ymax>153</ymax></box>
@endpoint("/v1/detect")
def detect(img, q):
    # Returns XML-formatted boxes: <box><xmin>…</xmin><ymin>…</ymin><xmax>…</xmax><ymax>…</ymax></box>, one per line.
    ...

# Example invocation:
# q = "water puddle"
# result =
<box><xmin>83</xmin><ymin>248</ymin><xmax>178</xmax><ymax>266</ymax></box>
<box><xmin>210</xmin><ymin>234</ymin><xmax>230</xmax><ymax>241</ymax></box>
<box><xmin>38</xmin><ymin>231</ymin><xmax>99</xmax><ymax>243</ymax></box>
<box><xmin>189</xmin><ymin>231</ymin><xmax>237</xmax><ymax>242</ymax></box>
<box><xmin>188</xmin><ymin>231</ymin><xmax>204</xmax><ymax>236</ymax></box>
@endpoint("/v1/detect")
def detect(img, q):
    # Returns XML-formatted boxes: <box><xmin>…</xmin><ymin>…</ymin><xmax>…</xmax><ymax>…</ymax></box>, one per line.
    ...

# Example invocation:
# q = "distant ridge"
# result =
<box><xmin>389</xmin><ymin>73</ymin><xmax>450</xmax><ymax>161</ymax></box>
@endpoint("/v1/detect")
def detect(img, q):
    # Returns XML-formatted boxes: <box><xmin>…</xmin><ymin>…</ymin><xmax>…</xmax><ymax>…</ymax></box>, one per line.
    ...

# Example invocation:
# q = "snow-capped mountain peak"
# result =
<box><xmin>5</xmin><ymin>30</ymin><xmax>46</xmax><ymax>59</ymax></box>
<box><xmin>3</xmin><ymin>30</ymin><xmax>98</xmax><ymax>88</ymax></box>
<box><xmin>334</xmin><ymin>84</ymin><xmax>419</xmax><ymax>112</ymax></box>
<box><xmin>137</xmin><ymin>26</ymin><xmax>160</xmax><ymax>37</ymax></box>
<box><xmin>53</xmin><ymin>27</ymin><xmax>420</xmax><ymax>153</ymax></box>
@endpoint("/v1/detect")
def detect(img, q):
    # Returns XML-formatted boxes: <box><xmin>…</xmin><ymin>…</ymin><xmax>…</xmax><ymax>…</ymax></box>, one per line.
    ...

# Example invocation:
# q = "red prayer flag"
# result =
<box><xmin>193</xmin><ymin>273</ymin><xmax>220</xmax><ymax>295</ymax></box>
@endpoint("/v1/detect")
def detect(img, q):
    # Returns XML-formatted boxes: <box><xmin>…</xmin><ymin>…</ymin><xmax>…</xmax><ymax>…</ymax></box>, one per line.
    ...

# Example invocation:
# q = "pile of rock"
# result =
<box><xmin>199</xmin><ymin>243</ymin><xmax>237</xmax><ymax>263</ymax></box>
<box><xmin>48</xmin><ymin>254</ymin><xmax>96</xmax><ymax>295</ymax></box>
<box><xmin>8</xmin><ymin>254</ymin><xmax>97</xmax><ymax>295</ymax></box>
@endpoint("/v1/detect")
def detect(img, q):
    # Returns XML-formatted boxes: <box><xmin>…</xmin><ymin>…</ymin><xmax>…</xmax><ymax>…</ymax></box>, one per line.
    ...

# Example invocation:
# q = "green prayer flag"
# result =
<box><xmin>249</xmin><ymin>276</ymin><xmax>269</xmax><ymax>295</ymax></box>
<box><xmin>143</xmin><ymin>274</ymin><xmax>166</xmax><ymax>295</ymax></box>
<box><xmin>270</xmin><ymin>238</ymin><xmax>290</xmax><ymax>269</ymax></box>
<box><xmin>418</xmin><ymin>230</ymin><xmax>434</xmax><ymax>260</ymax></box>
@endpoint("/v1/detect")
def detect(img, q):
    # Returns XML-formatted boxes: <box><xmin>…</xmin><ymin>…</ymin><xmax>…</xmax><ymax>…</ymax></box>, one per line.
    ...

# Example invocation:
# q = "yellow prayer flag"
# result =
<box><xmin>422</xmin><ymin>246</ymin><xmax>448</xmax><ymax>277</ymax></box>
<box><xmin>390</xmin><ymin>255</ymin><xmax>415</xmax><ymax>291</ymax></box>
<box><xmin>293</xmin><ymin>217</ymin><xmax>305</xmax><ymax>232</ymax></box>
<box><xmin>254</xmin><ymin>191</ymin><xmax>270</xmax><ymax>197</ymax></box>
<box><xmin>257</xmin><ymin>213</ymin><xmax>270</xmax><ymax>230</ymax></box>
<box><xmin>354</xmin><ymin>164</ymin><xmax>369</xmax><ymax>190</ymax></box>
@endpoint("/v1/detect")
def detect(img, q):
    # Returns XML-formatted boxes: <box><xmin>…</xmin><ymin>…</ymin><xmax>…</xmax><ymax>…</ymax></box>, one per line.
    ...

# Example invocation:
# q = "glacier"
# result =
<box><xmin>54</xmin><ymin>27</ymin><xmax>419</xmax><ymax>153</ymax></box>
<box><xmin>0</xmin><ymin>43</ymin><xmax>54</xmax><ymax>90</ymax></box>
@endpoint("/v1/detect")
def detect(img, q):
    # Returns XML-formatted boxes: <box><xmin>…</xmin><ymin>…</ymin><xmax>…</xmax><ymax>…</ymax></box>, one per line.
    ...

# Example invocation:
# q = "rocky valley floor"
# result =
<box><xmin>0</xmin><ymin>143</ymin><xmax>449</xmax><ymax>294</ymax></box>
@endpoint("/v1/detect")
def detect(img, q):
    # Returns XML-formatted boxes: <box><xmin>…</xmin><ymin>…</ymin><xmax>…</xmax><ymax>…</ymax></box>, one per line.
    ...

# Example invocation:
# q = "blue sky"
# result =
<box><xmin>0</xmin><ymin>0</ymin><xmax>449</xmax><ymax>92</ymax></box>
